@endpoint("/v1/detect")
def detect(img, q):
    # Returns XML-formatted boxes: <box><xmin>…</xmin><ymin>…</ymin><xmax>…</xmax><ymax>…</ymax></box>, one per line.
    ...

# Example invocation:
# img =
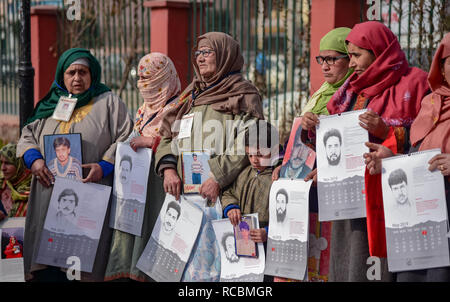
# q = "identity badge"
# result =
<box><xmin>52</xmin><ymin>95</ymin><xmax>78</xmax><ymax>122</ymax></box>
<box><xmin>177</xmin><ymin>113</ymin><xmax>194</xmax><ymax>140</ymax></box>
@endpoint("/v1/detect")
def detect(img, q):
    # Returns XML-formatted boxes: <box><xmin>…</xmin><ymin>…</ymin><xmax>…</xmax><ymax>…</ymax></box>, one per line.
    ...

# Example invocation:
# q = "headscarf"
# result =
<box><xmin>134</xmin><ymin>53</ymin><xmax>181</xmax><ymax>138</ymax></box>
<box><xmin>26</xmin><ymin>48</ymin><xmax>111</xmax><ymax>124</ymax></box>
<box><xmin>327</xmin><ymin>21</ymin><xmax>429</xmax><ymax>127</ymax></box>
<box><xmin>410</xmin><ymin>33</ymin><xmax>450</xmax><ymax>153</ymax></box>
<box><xmin>0</xmin><ymin>143</ymin><xmax>31</xmax><ymax>205</ymax></box>
<box><xmin>301</xmin><ymin>27</ymin><xmax>353</xmax><ymax>115</ymax></box>
<box><xmin>159</xmin><ymin>32</ymin><xmax>264</xmax><ymax>138</ymax></box>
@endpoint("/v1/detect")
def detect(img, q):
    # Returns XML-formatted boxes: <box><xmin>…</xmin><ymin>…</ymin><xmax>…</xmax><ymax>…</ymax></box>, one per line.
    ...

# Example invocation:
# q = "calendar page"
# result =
<box><xmin>316</xmin><ymin>110</ymin><xmax>368</xmax><ymax>221</ymax></box>
<box><xmin>212</xmin><ymin>214</ymin><xmax>265</xmax><ymax>282</ymax></box>
<box><xmin>382</xmin><ymin>149</ymin><xmax>450</xmax><ymax>272</ymax></box>
<box><xmin>35</xmin><ymin>177</ymin><xmax>111</xmax><ymax>273</ymax></box>
<box><xmin>0</xmin><ymin>217</ymin><xmax>25</xmax><ymax>282</ymax></box>
<box><xmin>109</xmin><ymin>142</ymin><xmax>153</xmax><ymax>236</ymax></box>
<box><xmin>136</xmin><ymin>194</ymin><xmax>203</xmax><ymax>282</ymax></box>
<box><xmin>265</xmin><ymin>179</ymin><xmax>312</xmax><ymax>280</ymax></box>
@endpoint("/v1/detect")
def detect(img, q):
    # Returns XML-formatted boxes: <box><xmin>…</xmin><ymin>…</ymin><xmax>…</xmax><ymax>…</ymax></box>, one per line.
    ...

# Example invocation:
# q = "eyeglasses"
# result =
<box><xmin>194</xmin><ymin>49</ymin><xmax>215</xmax><ymax>58</ymax></box>
<box><xmin>315</xmin><ymin>54</ymin><xmax>348</xmax><ymax>65</ymax></box>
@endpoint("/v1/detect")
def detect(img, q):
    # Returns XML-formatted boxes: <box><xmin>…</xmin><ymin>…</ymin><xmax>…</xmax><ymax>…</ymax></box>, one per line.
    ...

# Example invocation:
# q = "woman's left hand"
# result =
<box><xmin>359</xmin><ymin>110</ymin><xmax>389</xmax><ymax>140</ymax></box>
<box><xmin>199</xmin><ymin>177</ymin><xmax>221</xmax><ymax>202</ymax></box>
<box><xmin>82</xmin><ymin>163</ymin><xmax>103</xmax><ymax>183</ymax></box>
<box><xmin>250</xmin><ymin>228</ymin><xmax>267</xmax><ymax>243</ymax></box>
<box><xmin>130</xmin><ymin>136</ymin><xmax>156</xmax><ymax>152</ymax></box>
<box><xmin>428</xmin><ymin>153</ymin><xmax>450</xmax><ymax>176</ymax></box>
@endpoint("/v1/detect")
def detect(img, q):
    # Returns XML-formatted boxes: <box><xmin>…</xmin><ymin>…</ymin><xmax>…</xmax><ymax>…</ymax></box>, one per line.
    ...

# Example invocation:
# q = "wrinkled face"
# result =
<box><xmin>163</xmin><ymin>207</ymin><xmax>179</xmax><ymax>232</ymax></box>
<box><xmin>442</xmin><ymin>56</ymin><xmax>450</xmax><ymax>85</ymax></box>
<box><xmin>391</xmin><ymin>181</ymin><xmax>408</xmax><ymax>205</ymax></box>
<box><xmin>246</xmin><ymin>146</ymin><xmax>271</xmax><ymax>173</ymax></box>
<box><xmin>290</xmin><ymin>137</ymin><xmax>308</xmax><ymax>169</ymax></box>
<box><xmin>55</xmin><ymin>145</ymin><xmax>70</xmax><ymax>165</ymax></box>
<box><xmin>63</xmin><ymin>64</ymin><xmax>92</xmax><ymax>95</ymax></box>
<box><xmin>318</xmin><ymin>50</ymin><xmax>350</xmax><ymax>84</ymax></box>
<box><xmin>119</xmin><ymin>160</ymin><xmax>131</xmax><ymax>185</ymax></box>
<box><xmin>347</xmin><ymin>42</ymin><xmax>376</xmax><ymax>76</ymax></box>
<box><xmin>195</xmin><ymin>46</ymin><xmax>217</xmax><ymax>81</ymax></box>
<box><xmin>58</xmin><ymin>194</ymin><xmax>77</xmax><ymax>216</ymax></box>
<box><xmin>0</xmin><ymin>155</ymin><xmax>17</xmax><ymax>181</ymax></box>
<box><xmin>325</xmin><ymin>136</ymin><xmax>341</xmax><ymax>166</ymax></box>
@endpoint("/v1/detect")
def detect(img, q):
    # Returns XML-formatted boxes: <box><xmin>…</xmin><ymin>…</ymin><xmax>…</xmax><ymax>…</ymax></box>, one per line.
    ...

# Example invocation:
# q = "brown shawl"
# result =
<box><xmin>410</xmin><ymin>32</ymin><xmax>450</xmax><ymax>153</ymax></box>
<box><xmin>159</xmin><ymin>32</ymin><xmax>264</xmax><ymax>138</ymax></box>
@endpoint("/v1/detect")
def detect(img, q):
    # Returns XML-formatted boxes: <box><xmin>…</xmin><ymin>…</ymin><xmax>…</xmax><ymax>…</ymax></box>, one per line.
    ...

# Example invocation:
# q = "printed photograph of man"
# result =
<box><xmin>119</xmin><ymin>155</ymin><xmax>133</xmax><ymax>185</ymax></box>
<box><xmin>55</xmin><ymin>188</ymin><xmax>79</xmax><ymax>227</ymax></box>
<box><xmin>221</xmin><ymin>232</ymin><xmax>239</xmax><ymax>263</ymax></box>
<box><xmin>47</xmin><ymin>136</ymin><xmax>82</xmax><ymax>180</ymax></box>
<box><xmin>388</xmin><ymin>168</ymin><xmax>413</xmax><ymax>221</ymax></box>
<box><xmin>275</xmin><ymin>188</ymin><xmax>289</xmax><ymax>224</ymax></box>
<box><xmin>235</xmin><ymin>220</ymin><xmax>256</xmax><ymax>257</ymax></box>
<box><xmin>162</xmin><ymin>201</ymin><xmax>181</xmax><ymax>234</ymax></box>
<box><xmin>280</xmin><ymin>128</ymin><xmax>312</xmax><ymax>179</ymax></box>
<box><xmin>191</xmin><ymin>153</ymin><xmax>204</xmax><ymax>185</ymax></box>
<box><xmin>323</xmin><ymin>128</ymin><xmax>342</xmax><ymax>167</ymax></box>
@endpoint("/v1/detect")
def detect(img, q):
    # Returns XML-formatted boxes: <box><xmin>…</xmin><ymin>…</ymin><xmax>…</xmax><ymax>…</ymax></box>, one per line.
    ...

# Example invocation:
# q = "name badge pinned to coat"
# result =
<box><xmin>52</xmin><ymin>95</ymin><xmax>78</xmax><ymax>122</ymax></box>
<box><xmin>177</xmin><ymin>113</ymin><xmax>194</xmax><ymax>139</ymax></box>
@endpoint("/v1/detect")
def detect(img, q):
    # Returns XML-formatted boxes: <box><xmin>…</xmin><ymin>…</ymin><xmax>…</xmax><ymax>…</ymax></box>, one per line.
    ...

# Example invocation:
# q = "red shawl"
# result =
<box><xmin>410</xmin><ymin>33</ymin><xmax>450</xmax><ymax>154</ymax></box>
<box><xmin>327</xmin><ymin>21</ymin><xmax>429</xmax><ymax>257</ymax></box>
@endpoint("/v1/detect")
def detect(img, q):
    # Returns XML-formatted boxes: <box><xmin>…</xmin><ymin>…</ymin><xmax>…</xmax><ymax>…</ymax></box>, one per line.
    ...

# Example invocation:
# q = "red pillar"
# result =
<box><xmin>144</xmin><ymin>0</ymin><xmax>191</xmax><ymax>90</ymax></box>
<box><xmin>309</xmin><ymin>0</ymin><xmax>362</xmax><ymax>95</ymax></box>
<box><xmin>31</xmin><ymin>6</ymin><xmax>58</xmax><ymax>107</ymax></box>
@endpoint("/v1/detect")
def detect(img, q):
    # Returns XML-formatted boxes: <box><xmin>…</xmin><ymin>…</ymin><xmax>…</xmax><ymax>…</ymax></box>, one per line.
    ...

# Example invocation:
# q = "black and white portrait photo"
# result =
<box><xmin>387</xmin><ymin>168</ymin><xmax>413</xmax><ymax>221</ymax></box>
<box><xmin>55</xmin><ymin>188</ymin><xmax>78</xmax><ymax>227</ymax></box>
<box><xmin>275</xmin><ymin>188</ymin><xmax>289</xmax><ymax>224</ymax></box>
<box><xmin>323</xmin><ymin>128</ymin><xmax>342</xmax><ymax>167</ymax></box>
<box><xmin>162</xmin><ymin>200</ymin><xmax>181</xmax><ymax>234</ymax></box>
<box><xmin>221</xmin><ymin>232</ymin><xmax>239</xmax><ymax>263</ymax></box>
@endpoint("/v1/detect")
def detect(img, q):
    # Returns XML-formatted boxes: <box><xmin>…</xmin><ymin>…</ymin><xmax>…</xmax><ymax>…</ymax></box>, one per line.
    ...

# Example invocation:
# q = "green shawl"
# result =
<box><xmin>301</xmin><ymin>27</ymin><xmax>353</xmax><ymax>116</ymax></box>
<box><xmin>26</xmin><ymin>48</ymin><xmax>111</xmax><ymax>124</ymax></box>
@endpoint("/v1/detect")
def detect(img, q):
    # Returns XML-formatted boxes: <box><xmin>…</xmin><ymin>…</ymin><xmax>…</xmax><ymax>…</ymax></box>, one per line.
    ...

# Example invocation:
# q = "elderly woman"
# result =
<box><xmin>302</xmin><ymin>22</ymin><xmax>430</xmax><ymax>281</ymax></box>
<box><xmin>0</xmin><ymin>143</ymin><xmax>32</xmax><ymax>221</ymax></box>
<box><xmin>104</xmin><ymin>52</ymin><xmax>181</xmax><ymax>282</ymax></box>
<box><xmin>364</xmin><ymin>33</ymin><xmax>450</xmax><ymax>282</ymax></box>
<box><xmin>17</xmin><ymin>48</ymin><xmax>133</xmax><ymax>281</ymax></box>
<box><xmin>155</xmin><ymin>32</ymin><xmax>264</xmax><ymax>281</ymax></box>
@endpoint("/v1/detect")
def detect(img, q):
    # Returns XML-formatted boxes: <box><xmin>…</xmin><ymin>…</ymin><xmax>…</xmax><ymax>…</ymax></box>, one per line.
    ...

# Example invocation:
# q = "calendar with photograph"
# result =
<box><xmin>181</xmin><ymin>151</ymin><xmax>211</xmax><ymax>194</ymax></box>
<box><xmin>0</xmin><ymin>217</ymin><xmax>25</xmax><ymax>282</ymax></box>
<box><xmin>382</xmin><ymin>149</ymin><xmax>450</xmax><ymax>272</ymax></box>
<box><xmin>265</xmin><ymin>179</ymin><xmax>312</xmax><ymax>280</ymax></box>
<box><xmin>44</xmin><ymin>133</ymin><xmax>83</xmax><ymax>181</ymax></box>
<box><xmin>136</xmin><ymin>194</ymin><xmax>203</xmax><ymax>282</ymax></box>
<box><xmin>316</xmin><ymin>110</ymin><xmax>368</xmax><ymax>221</ymax></box>
<box><xmin>279</xmin><ymin>117</ymin><xmax>316</xmax><ymax>180</ymax></box>
<box><xmin>212</xmin><ymin>214</ymin><xmax>265</xmax><ymax>282</ymax></box>
<box><xmin>109</xmin><ymin>142</ymin><xmax>153</xmax><ymax>236</ymax></box>
<box><xmin>35</xmin><ymin>177</ymin><xmax>111</xmax><ymax>273</ymax></box>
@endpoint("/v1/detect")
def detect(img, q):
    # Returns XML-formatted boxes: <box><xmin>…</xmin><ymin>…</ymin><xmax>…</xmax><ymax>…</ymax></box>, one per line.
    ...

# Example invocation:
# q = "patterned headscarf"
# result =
<box><xmin>0</xmin><ymin>143</ymin><xmax>31</xmax><ymax>207</ymax></box>
<box><xmin>134</xmin><ymin>52</ymin><xmax>181</xmax><ymax>138</ymax></box>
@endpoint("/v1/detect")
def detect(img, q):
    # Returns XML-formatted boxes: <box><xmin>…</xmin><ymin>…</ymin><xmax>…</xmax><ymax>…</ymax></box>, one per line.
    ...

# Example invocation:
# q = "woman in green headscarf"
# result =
<box><xmin>301</xmin><ymin>27</ymin><xmax>353</xmax><ymax>117</ymax></box>
<box><xmin>0</xmin><ymin>143</ymin><xmax>32</xmax><ymax>221</ymax></box>
<box><xmin>17</xmin><ymin>48</ymin><xmax>133</xmax><ymax>281</ymax></box>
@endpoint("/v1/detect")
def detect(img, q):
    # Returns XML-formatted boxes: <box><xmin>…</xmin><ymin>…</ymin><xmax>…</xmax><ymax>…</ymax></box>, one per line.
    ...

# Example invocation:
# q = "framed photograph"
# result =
<box><xmin>280</xmin><ymin>117</ymin><xmax>316</xmax><ymax>179</ymax></box>
<box><xmin>233</xmin><ymin>215</ymin><xmax>258</xmax><ymax>258</ymax></box>
<box><xmin>181</xmin><ymin>151</ymin><xmax>211</xmax><ymax>194</ymax></box>
<box><xmin>0</xmin><ymin>217</ymin><xmax>26</xmax><ymax>282</ymax></box>
<box><xmin>43</xmin><ymin>133</ymin><xmax>83</xmax><ymax>181</ymax></box>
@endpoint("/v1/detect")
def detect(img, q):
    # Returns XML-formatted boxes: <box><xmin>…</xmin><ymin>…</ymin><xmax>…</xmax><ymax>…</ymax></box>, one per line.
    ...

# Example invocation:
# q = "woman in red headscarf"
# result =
<box><xmin>4</xmin><ymin>236</ymin><xmax>23</xmax><ymax>259</ymax></box>
<box><xmin>302</xmin><ymin>21</ymin><xmax>430</xmax><ymax>282</ymax></box>
<box><xmin>365</xmin><ymin>33</ymin><xmax>450</xmax><ymax>282</ymax></box>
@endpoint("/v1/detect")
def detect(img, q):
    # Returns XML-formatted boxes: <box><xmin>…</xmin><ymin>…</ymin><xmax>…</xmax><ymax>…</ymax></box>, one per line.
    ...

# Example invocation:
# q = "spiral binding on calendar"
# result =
<box><xmin>382</xmin><ymin>148</ymin><xmax>442</xmax><ymax>162</ymax></box>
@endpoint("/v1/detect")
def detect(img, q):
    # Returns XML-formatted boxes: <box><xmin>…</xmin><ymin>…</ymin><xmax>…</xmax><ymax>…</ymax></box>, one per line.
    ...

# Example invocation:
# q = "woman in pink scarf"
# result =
<box><xmin>314</xmin><ymin>21</ymin><xmax>429</xmax><ymax>282</ymax></box>
<box><xmin>105</xmin><ymin>52</ymin><xmax>182</xmax><ymax>282</ymax></box>
<box><xmin>365</xmin><ymin>33</ymin><xmax>450</xmax><ymax>282</ymax></box>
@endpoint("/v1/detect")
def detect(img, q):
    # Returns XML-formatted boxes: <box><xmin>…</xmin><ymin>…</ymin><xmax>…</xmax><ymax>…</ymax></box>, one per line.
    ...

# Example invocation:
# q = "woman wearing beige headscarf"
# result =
<box><xmin>105</xmin><ymin>52</ymin><xmax>181</xmax><ymax>282</ymax></box>
<box><xmin>155</xmin><ymin>32</ymin><xmax>264</xmax><ymax>281</ymax></box>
